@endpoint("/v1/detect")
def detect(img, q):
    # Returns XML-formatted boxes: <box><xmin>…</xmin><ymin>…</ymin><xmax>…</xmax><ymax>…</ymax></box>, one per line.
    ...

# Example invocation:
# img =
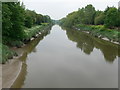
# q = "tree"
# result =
<box><xmin>43</xmin><ymin>15</ymin><xmax>52</xmax><ymax>23</ymax></box>
<box><xmin>25</xmin><ymin>10</ymin><xmax>37</xmax><ymax>25</ymax></box>
<box><xmin>2</xmin><ymin>2</ymin><xmax>25</xmax><ymax>44</ymax></box>
<box><xmin>36</xmin><ymin>14</ymin><xmax>43</xmax><ymax>25</ymax></box>
<box><xmin>24</xmin><ymin>16</ymin><xmax>33</xmax><ymax>28</ymax></box>
<box><xmin>94</xmin><ymin>13</ymin><xmax>105</xmax><ymax>25</ymax></box>
<box><xmin>95</xmin><ymin>10</ymin><xmax>103</xmax><ymax>17</ymax></box>
<box><xmin>78</xmin><ymin>8</ymin><xmax>85</xmax><ymax>24</ymax></box>
<box><xmin>2</xmin><ymin>1</ymin><xmax>52</xmax><ymax>46</ymax></box>
<box><xmin>104</xmin><ymin>6</ymin><xmax>110</xmax><ymax>15</ymax></box>
<box><xmin>60</xmin><ymin>5</ymin><xmax>96</xmax><ymax>26</ymax></box>
<box><xmin>63</xmin><ymin>11</ymin><xmax>79</xmax><ymax>27</ymax></box>
<box><xmin>9</xmin><ymin>2</ymin><xmax>25</xmax><ymax>40</ymax></box>
<box><xmin>117</xmin><ymin>8</ymin><xmax>120</xmax><ymax>27</ymax></box>
<box><xmin>2</xmin><ymin>3</ymin><xmax>12</xmax><ymax>38</ymax></box>
<box><xmin>104</xmin><ymin>7</ymin><xmax>118</xmax><ymax>28</ymax></box>
<box><xmin>84</xmin><ymin>4</ymin><xmax>96</xmax><ymax>24</ymax></box>
<box><xmin>59</xmin><ymin>18</ymin><xmax>66</xmax><ymax>26</ymax></box>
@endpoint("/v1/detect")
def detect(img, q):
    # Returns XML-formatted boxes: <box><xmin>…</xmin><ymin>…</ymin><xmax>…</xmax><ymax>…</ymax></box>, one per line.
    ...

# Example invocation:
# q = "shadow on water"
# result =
<box><xmin>11</xmin><ymin>26</ymin><xmax>52</xmax><ymax>88</ymax></box>
<box><xmin>63</xmin><ymin>27</ymin><xmax>120</xmax><ymax>63</ymax></box>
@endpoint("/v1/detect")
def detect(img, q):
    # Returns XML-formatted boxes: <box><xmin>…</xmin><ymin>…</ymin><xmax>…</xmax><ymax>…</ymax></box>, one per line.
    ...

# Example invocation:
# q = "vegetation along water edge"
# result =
<box><xmin>59</xmin><ymin>4</ymin><xmax>120</xmax><ymax>45</ymax></box>
<box><xmin>1</xmin><ymin>2</ymin><xmax>53</xmax><ymax>64</ymax></box>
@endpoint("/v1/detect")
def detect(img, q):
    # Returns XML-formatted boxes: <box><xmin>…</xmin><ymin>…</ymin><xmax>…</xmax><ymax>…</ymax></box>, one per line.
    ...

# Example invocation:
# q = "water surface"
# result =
<box><xmin>12</xmin><ymin>25</ymin><xmax>119</xmax><ymax>88</ymax></box>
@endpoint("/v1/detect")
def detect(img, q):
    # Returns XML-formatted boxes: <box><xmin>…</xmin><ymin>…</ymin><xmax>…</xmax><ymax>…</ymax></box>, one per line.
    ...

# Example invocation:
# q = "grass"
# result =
<box><xmin>75</xmin><ymin>24</ymin><xmax>120</xmax><ymax>43</ymax></box>
<box><xmin>24</xmin><ymin>25</ymin><xmax>42</xmax><ymax>40</ymax></box>
<box><xmin>23</xmin><ymin>23</ymin><xmax>49</xmax><ymax>42</ymax></box>
<box><xmin>41</xmin><ymin>23</ymin><xmax>49</xmax><ymax>26</ymax></box>
<box><xmin>1</xmin><ymin>43</ymin><xmax>18</xmax><ymax>64</ymax></box>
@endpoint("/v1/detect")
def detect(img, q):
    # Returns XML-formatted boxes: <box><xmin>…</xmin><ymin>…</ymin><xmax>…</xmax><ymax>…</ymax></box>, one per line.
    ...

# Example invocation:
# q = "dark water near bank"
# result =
<box><xmin>12</xmin><ymin>25</ymin><xmax>119</xmax><ymax>88</ymax></box>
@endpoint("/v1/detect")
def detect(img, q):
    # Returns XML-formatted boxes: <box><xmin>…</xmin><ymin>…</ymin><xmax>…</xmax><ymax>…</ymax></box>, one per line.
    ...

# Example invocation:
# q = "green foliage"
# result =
<box><xmin>60</xmin><ymin>4</ymin><xmax>96</xmax><ymax>27</ymax></box>
<box><xmin>25</xmin><ymin>10</ymin><xmax>37</xmax><ymax>24</ymax></box>
<box><xmin>2</xmin><ymin>2</ymin><xmax>52</xmax><ymax>44</ymax></box>
<box><xmin>41</xmin><ymin>23</ymin><xmax>49</xmax><ymax>26</ymax></box>
<box><xmin>84</xmin><ymin>4</ymin><xmax>96</xmax><ymax>24</ymax></box>
<box><xmin>2</xmin><ymin>2</ymin><xmax>25</xmax><ymax>43</ymax></box>
<box><xmin>43</xmin><ymin>15</ymin><xmax>52</xmax><ymax>23</ymax></box>
<box><xmin>77</xmin><ymin>8</ymin><xmax>86</xmax><ymax>24</ymax></box>
<box><xmin>117</xmin><ymin>9</ymin><xmax>120</xmax><ymax>27</ymax></box>
<box><xmin>60</xmin><ymin>5</ymin><xmax>119</xmax><ymax>29</ymax></box>
<box><xmin>10</xmin><ymin>41</ymin><xmax>24</xmax><ymax>48</ymax></box>
<box><xmin>24</xmin><ymin>10</ymin><xmax>52</xmax><ymax>27</ymax></box>
<box><xmin>1</xmin><ymin>44</ymin><xmax>17</xmax><ymax>64</ymax></box>
<box><xmin>25</xmin><ymin>16</ymin><xmax>33</xmax><ymax>28</ymax></box>
<box><xmin>8</xmin><ymin>2</ymin><xmax>25</xmax><ymax>40</ymax></box>
<box><xmin>61</xmin><ymin>11</ymin><xmax>79</xmax><ymax>27</ymax></box>
<box><xmin>59</xmin><ymin>18</ymin><xmax>66</xmax><ymax>26</ymax></box>
<box><xmin>2</xmin><ymin>3</ymin><xmax>12</xmax><ymax>37</ymax></box>
<box><xmin>2</xmin><ymin>2</ymin><xmax>52</xmax><ymax>63</ymax></box>
<box><xmin>36</xmin><ymin>14</ymin><xmax>44</xmax><ymax>25</ymax></box>
<box><xmin>24</xmin><ymin>24</ymin><xmax>47</xmax><ymax>41</ymax></box>
<box><xmin>95</xmin><ymin>10</ymin><xmax>103</xmax><ymax>17</ymax></box>
<box><xmin>2</xmin><ymin>24</ymin><xmax>50</xmax><ymax>63</ymax></box>
<box><xmin>104</xmin><ymin>7</ymin><xmax>118</xmax><ymax>28</ymax></box>
<box><xmin>2</xmin><ymin>36</ymin><xmax>23</xmax><ymax>47</ymax></box>
<box><xmin>94</xmin><ymin>13</ymin><xmax>105</xmax><ymax>25</ymax></box>
<box><xmin>76</xmin><ymin>24</ymin><xmax>120</xmax><ymax>42</ymax></box>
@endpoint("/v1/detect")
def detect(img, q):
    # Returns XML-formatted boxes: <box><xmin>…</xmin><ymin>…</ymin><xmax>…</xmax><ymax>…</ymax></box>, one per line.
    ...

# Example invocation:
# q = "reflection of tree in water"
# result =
<box><xmin>65</xmin><ymin>28</ymin><xmax>120</xmax><ymax>62</ymax></box>
<box><xmin>66</xmin><ymin>29</ymin><xmax>94</xmax><ymax>55</ymax></box>
<box><xmin>94</xmin><ymin>40</ymin><xmax>119</xmax><ymax>62</ymax></box>
<box><xmin>76</xmin><ymin>35</ymin><xmax>94</xmax><ymax>55</ymax></box>
<box><xmin>11</xmin><ymin>26</ymin><xmax>52</xmax><ymax>88</ymax></box>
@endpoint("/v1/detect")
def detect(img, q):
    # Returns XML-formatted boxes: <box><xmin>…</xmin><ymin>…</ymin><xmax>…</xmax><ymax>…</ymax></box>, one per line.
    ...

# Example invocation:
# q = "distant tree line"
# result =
<box><xmin>24</xmin><ymin>9</ymin><xmax>52</xmax><ymax>28</ymax></box>
<box><xmin>60</xmin><ymin>4</ymin><xmax>120</xmax><ymax>29</ymax></box>
<box><xmin>2</xmin><ymin>1</ymin><xmax>52</xmax><ymax>45</ymax></box>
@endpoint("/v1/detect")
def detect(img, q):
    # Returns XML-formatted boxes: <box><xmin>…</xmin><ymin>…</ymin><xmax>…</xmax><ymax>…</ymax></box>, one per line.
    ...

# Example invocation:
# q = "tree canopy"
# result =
<box><xmin>60</xmin><ymin>4</ymin><xmax>120</xmax><ymax>29</ymax></box>
<box><xmin>2</xmin><ymin>1</ymin><xmax>52</xmax><ymax>45</ymax></box>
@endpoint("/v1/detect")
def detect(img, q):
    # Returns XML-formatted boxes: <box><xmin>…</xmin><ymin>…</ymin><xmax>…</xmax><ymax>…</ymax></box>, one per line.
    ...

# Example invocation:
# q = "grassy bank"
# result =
<box><xmin>1</xmin><ymin>23</ymin><xmax>50</xmax><ymax>64</ymax></box>
<box><xmin>23</xmin><ymin>23</ymin><xmax>49</xmax><ymax>44</ymax></box>
<box><xmin>1</xmin><ymin>44</ymin><xmax>18</xmax><ymax>64</ymax></box>
<box><xmin>75</xmin><ymin>24</ymin><xmax>120</xmax><ymax>43</ymax></box>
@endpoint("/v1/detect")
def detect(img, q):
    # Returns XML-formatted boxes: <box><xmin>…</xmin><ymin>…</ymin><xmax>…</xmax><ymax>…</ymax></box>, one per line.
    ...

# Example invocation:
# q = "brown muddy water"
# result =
<box><xmin>11</xmin><ymin>25</ymin><xmax>119</xmax><ymax>88</ymax></box>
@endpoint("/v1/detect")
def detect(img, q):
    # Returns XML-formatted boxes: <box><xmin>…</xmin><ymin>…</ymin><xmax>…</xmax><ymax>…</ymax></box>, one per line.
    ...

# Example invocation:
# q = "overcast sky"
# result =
<box><xmin>21</xmin><ymin>0</ymin><xmax>119</xmax><ymax>20</ymax></box>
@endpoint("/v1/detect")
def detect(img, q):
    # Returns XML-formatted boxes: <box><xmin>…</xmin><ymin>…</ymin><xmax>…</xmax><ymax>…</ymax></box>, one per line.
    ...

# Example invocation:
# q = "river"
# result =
<box><xmin>11</xmin><ymin>25</ymin><xmax>119</xmax><ymax>88</ymax></box>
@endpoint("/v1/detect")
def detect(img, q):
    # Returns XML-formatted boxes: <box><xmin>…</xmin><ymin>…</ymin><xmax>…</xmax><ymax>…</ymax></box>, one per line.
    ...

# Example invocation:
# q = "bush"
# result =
<box><xmin>23</xmin><ymin>24</ymin><xmax>48</xmax><ymax>41</ymax></box>
<box><xmin>94</xmin><ymin>13</ymin><xmax>105</xmax><ymax>25</ymax></box>
<box><xmin>2</xmin><ymin>37</ymin><xmax>24</xmax><ymax>47</ymax></box>
<box><xmin>1</xmin><ymin>44</ymin><xmax>17</xmax><ymax>64</ymax></box>
<box><xmin>76</xmin><ymin>24</ymin><xmax>120</xmax><ymax>42</ymax></box>
<box><xmin>10</xmin><ymin>41</ymin><xmax>24</xmax><ymax>48</ymax></box>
